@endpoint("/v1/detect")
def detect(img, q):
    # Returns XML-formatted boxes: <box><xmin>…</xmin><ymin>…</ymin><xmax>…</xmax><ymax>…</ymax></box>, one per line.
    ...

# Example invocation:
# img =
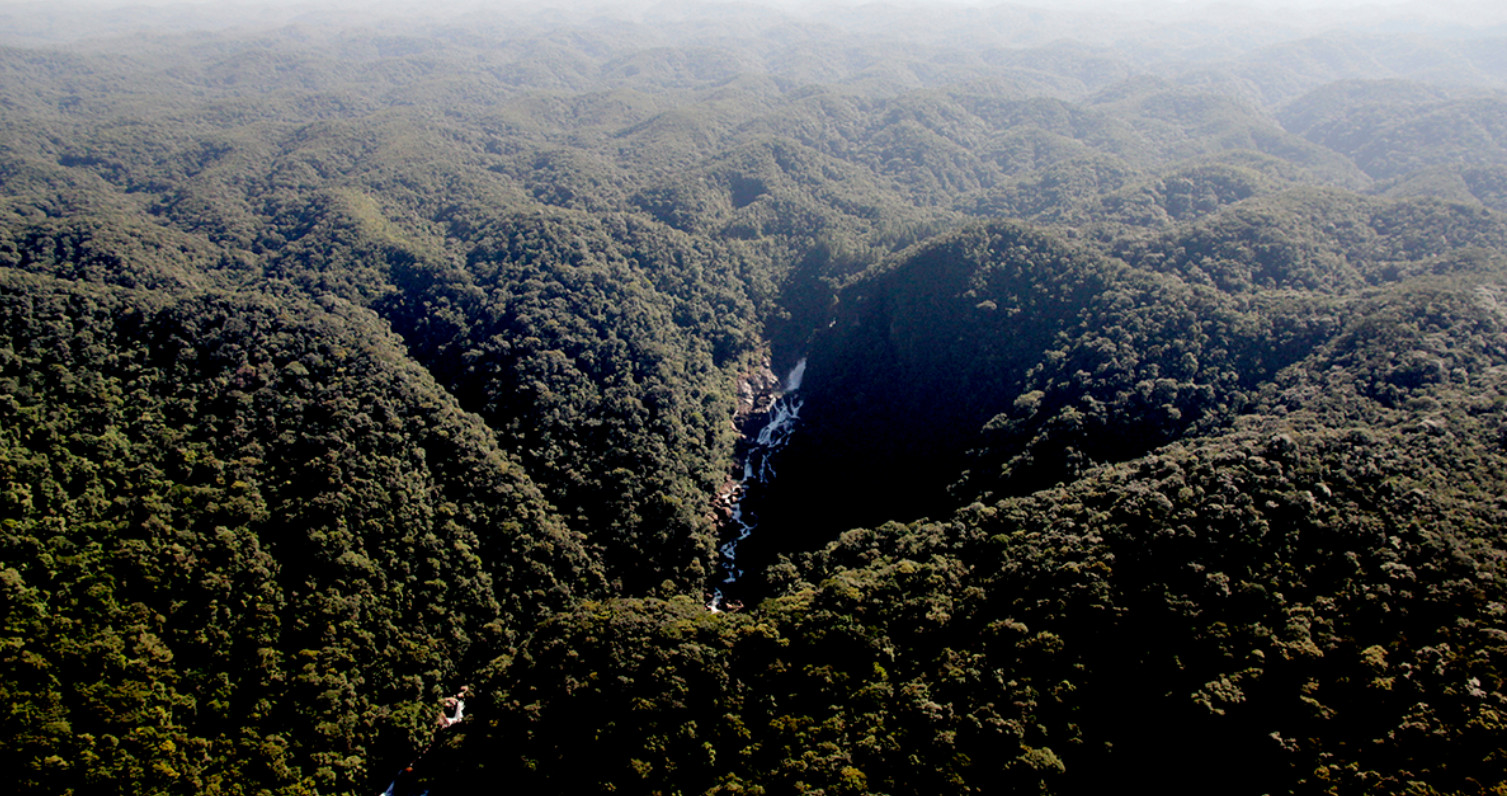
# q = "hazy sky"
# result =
<box><xmin>0</xmin><ymin>0</ymin><xmax>1442</xmax><ymax>9</ymax></box>
<box><xmin>0</xmin><ymin>0</ymin><xmax>1501</xmax><ymax>45</ymax></box>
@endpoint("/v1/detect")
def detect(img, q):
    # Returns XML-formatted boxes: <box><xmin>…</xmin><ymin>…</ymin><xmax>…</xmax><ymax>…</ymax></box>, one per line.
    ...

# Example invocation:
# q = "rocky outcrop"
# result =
<box><xmin>734</xmin><ymin>357</ymin><xmax>782</xmax><ymax>419</ymax></box>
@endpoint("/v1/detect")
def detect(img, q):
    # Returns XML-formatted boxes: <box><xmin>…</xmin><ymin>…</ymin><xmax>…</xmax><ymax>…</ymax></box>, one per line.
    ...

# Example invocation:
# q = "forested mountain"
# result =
<box><xmin>4</xmin><ymin>1</ymin><xmax>1507</xmax><ymax>793</ymax></box>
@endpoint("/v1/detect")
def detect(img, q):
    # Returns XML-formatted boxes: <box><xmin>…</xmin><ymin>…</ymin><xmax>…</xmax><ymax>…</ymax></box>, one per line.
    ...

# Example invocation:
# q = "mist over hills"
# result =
<box><xmin>4</xmin><ymin>1</ymin><xmax>1507</xmax><ymax>794</ymax></box>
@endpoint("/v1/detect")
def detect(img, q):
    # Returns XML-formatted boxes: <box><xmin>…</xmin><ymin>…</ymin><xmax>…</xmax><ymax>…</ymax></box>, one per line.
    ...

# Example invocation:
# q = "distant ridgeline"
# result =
<box><xmin>4</xmin><ymin>2</ymin><xmax>1507</xmax><ymax>794</ymax></box>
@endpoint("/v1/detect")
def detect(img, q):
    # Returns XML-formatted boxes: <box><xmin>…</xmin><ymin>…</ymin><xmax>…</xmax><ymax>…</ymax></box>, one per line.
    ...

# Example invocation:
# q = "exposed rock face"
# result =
<box><xmin>735</xmin><ymin>357</ymin><xmax>782</xmax><ymax>418</ymax></box>
<box><xmin>713</xmin><ymin>358</ymin><xmax>783</xmax><ymax>521</ymax></box>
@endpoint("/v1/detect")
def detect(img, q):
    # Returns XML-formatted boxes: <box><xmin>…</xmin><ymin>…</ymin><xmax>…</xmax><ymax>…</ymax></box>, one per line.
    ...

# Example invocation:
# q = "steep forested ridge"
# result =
<box><xmin>4</xmin><ymin>1</ymin><xmax>1507</xmax><ymax>793</ymax></box>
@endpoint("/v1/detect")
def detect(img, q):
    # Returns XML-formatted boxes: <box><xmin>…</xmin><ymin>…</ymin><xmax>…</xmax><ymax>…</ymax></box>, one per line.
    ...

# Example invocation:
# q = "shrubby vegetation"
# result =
<box><xmin>4</xmin><ymin>2</ymin><xmax>1507</xmax><ymax>793</ymax></box>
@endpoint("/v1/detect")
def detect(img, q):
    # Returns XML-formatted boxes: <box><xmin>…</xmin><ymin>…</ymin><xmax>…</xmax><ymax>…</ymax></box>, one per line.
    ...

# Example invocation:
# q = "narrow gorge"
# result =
<box><xmin>708</xmin><ymin>358</ymin><xmax>807</xmax><ymax>610</ymax></box>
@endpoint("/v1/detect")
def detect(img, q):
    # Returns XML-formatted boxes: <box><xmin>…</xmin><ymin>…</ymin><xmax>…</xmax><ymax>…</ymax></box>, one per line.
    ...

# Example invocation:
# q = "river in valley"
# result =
<box><xmin>707</xmin><ymin>358</ymin><xmax>805</xmax><ymax>611</ymax></box>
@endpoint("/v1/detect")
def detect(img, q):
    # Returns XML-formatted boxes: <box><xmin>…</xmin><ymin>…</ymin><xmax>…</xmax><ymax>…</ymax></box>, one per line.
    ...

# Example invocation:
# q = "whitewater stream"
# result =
<box><xmin>707</xmin><ymin>358</ymin><xmax>805</xmax><ymax>611</ymax></box>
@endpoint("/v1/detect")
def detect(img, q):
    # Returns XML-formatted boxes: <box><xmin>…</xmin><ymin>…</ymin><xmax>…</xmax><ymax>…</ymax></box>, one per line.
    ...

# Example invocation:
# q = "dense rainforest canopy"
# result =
<box><xmin>4</xmin><ymin>1</ymin><xmax>1507</xmax><ymax>793</ymax></box>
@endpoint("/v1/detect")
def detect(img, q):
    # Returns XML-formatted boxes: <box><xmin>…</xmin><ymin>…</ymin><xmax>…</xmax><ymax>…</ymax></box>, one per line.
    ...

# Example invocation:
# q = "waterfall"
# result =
<box><xmin>783</xmin><ymin>357</ymin><xmax>807</xmax><ymax>392</ymax></box>
<box><xmin>708</xmin><ymin>359</ymin><xmax>805</xmax><ymax>611</ymax></box>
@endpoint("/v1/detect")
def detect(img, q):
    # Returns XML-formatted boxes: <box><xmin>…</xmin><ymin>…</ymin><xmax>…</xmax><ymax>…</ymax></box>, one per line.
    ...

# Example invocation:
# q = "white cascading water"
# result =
<box><xmin>783</xmin><ymin>357</ymin><xmax>807</xmax><ymax>392</ymax></box>
<box><xmin>708</xmin><ymin>358</ymin><xmax>806</xmax><ymax>611</ymax></box>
